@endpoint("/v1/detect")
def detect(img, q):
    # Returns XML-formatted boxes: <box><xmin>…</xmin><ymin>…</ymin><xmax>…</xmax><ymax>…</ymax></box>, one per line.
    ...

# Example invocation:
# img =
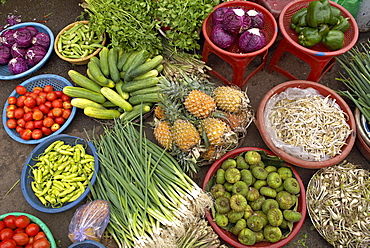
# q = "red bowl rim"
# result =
<box><xmin>256</xmin><ymin>80</ymin><xmax>356</xmax><ymax>169</ymax></box>
<box><xmin>202</xmin><ymin>1</ymin><xmax>278</xmax><ymax>58</ymax></box>
<box><xmin>202</xmin><ymin>147</ymin><xmax>307</xmax><ymax>248</ymax></box>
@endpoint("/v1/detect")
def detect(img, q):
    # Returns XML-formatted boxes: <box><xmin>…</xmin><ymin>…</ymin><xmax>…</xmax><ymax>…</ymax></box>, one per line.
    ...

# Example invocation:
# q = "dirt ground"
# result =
<box><xmin>0</xmin><ymin>1</ymin><xmax>369</xmax><ymax>248</ymax></box>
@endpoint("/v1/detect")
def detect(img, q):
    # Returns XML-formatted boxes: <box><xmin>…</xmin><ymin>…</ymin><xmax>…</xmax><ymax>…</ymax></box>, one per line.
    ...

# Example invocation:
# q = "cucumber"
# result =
<box><xmin>130</xmin><ymin>86</ymin><xmax>160</xmax><ymax>96</ymax></box>
<box><xmin>71</xmin><ymin>98</ymin><xmax>106</xmax><ymax>110</ymax></box>
<box><xmin>124</xmin><ymin>55</ymin><xmax>163</xmax><ymax>82</ymax></box>
<box><xmin>99</xmin><ymin>46</ymin><xmax>110</xmax><ymax>77</ymax></box>
<box><xmin>108</xmin><ymin>47</ymin><xmax>120</xmax><ymax>83</ymax></box>
<box><xmin>68</xmin><ymin>70</ymin><xmax>101</xmax><ymax>93</ymax></box>
<box><xmin>132</xmin><ymin>69</ymin><xmax>158</xmax><ymax>81</ymax></box>
<box><xmin>115</xmin><ymin>81</ymin><xmax>130</xmax><ymax>99</ymax></box>
<box><xmin>63</xmin><ymin>86</ymin><xmax>106</xmax><ymax>103</ymax></box>
<box><xmin>89</xmin><ymin>56</ymin><xmax>100</xmax><ymax>68</ymax></box>
<box><xmin>117</xmin><ymin>51</ymin><xmax>132</xmax><ymax>71</ymax></box>
<box><xmin>129</xmin><ymin>92</ymin><xmax>159</xmax><ymax>105</ymax></box>
<box><xmin>87</xmin><ymin>60</ymin><xmax>114</xmax><ymax>87</ymax></box>
<box><xmin>124</xmin><ymin>49</ymin><xmax>151</xmax><ymax>82</ymax></box>
<box><xmin>119</xmin><ymin>103</ymin><xmax>152</xmax><ymax>122</ymax></box>
<box><xmin>84</xmin><ymin>107</ymin><xmax>121</xmax><ymax>119</ymax></box>
<box><xmin>100</xmin><ymin>87</ymin><xmax>133</xmax><ymax>112</ymax></box>
<box><xmin>121</xmin><ymin>77</ymin><xmax>159</xmax><ymax>93</ymax></box>
<box><xmin>119</xmin><ymin>71</ymin><xmax>126</xmax><ymax>80</ymax></box>
<box><xmin>156</xmin><ymin>64</ymin><xmax>164</xmax><ymax>73</ymax></box>
<box><xmin>121</xmin><ymin>51</ymin><xmax>139</xmax><ymax>72</ymax></box>
<box><xmin>101</xmin><ymin>101</ymin><xmax>117</xmax><ymax>108</ymax></box>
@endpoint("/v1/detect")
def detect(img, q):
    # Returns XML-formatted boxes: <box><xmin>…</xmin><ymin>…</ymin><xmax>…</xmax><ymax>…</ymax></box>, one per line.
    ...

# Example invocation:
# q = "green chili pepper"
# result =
<box><xmin>322</xmin><ymin>30</ymin><xmax>345</xmax><ymax>50</ymax></box>
<box><xmin>306</xmin><ymin>0</ymin><xmax>332</xmax><ymax>28</ymax></box>
<box><xmin>331</xmin><ymin>16</ymin><xmax>350</xmax><ymax>33</ymax></box>
<box><xmin>318</xmin><ymin>23</ymin><xmax>330</xmax><ymax>36</ymax></box>
<box><xmin>298</xmin><ymin>27</ymin><xmax>323</xmax><ymax>47</ymax></box>
<box><xmin>291</xmin><ymin>8</ymin><xmax>308</xmax><ymax>24</ymax></box>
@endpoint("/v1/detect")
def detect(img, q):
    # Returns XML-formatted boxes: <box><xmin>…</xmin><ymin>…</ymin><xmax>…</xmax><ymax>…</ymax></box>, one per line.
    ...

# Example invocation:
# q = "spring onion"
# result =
<box><xmin>89</xmin><ymin>120</ymin><xmax>214</xmax><ymax>247</ymax></box>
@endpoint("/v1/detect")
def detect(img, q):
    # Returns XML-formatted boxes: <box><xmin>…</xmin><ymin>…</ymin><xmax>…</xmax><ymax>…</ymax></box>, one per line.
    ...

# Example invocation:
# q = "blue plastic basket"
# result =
<box><xmin>0</xmin><ymin>212</ymin><xmax>57</xmax><ymax>248</ymax></box>
<box><xmin>0</xmin><ymin>22</ymin><xmax>54</xmax><ymax>80</ymax></box>
<box><xmin>21</xmin><ymin>134</ymin><xmax>99</xmax><ymax>213</ymax></box>
<box><xmin>2</xmin><ymin>74</ymin><xmax>77</xmax><ymax>144</ymax></box>
<box><xmin>68</xmin><ymin>240</ymin><xmax>106</xmax><ymax>248</ymax></box>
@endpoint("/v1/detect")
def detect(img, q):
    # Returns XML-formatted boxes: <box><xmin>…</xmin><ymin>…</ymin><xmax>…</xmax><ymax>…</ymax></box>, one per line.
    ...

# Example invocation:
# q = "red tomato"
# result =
<box><xmin>32</xmin><ymin>238</ymin><xmax>50</xmax><ymax>248</ymax></box>
<box><xmin>12</xmin><ymin>228</ymin><xmax>24</xmax><ymax>234</ymax></box>
<box><xmin>54</xmin><ymin>117</ymin><xmax>65</xmax><ymax>125</ymax></box>
<box><xmin>62</xmin><ymin>101</ymin><xmax>72</xmax><ymax>109</ymax></box>
<box><xmin>36</xmin><ymin>96</ymin><xmax>46</xmax><ymax>106</ymax></box>
<box><xmin>51</xmin><ymin>99</ymin><xmax>63</xmax><ymax>108</ymax></box>
<box><xmin>23</xmin><ymin>112</ymin><xmax>33</xmax><ymax>122</ymax></box>
<box><xmin>61</xmin><ymin>94</ymin><xmax>71</xmax><ymax>102</ymax></box>
<box><xmin>6</xmin><ymin>105</ymin><xmax>17</xmax><ymax>112</ymax></box>
<box><xmin>0</xmin><ymin>238</ymin><xmax>16</xmax><ymax>248</ymax></box>
<box><xmin>25</xmin><ymin>224</ymin><xmax>39</xmax><ymax>238</ymax></box>
<box><xmin>46</xmin><ymin>92</ymin><xmax>57</xmax><ymax>102</ymax></box>
<box><xmin>42</xmin><ymin>117</ymin><xmax>54</xmax><ymax>128</ymax></box>
<box><xmin>24</xmin><ymin>121</ymin><xmax>35</xmax><ymax>130</ymax></box>
<box><xmin>28</xmin><ymin>92</ymin><xmax>39</xmax><ymax>99</ymax></box>
<box><xmin>6</xmin><ymin>119</ymin><xmax>17</xmax><ymax>129</ymax></box>
<box><xmin>62</xmin><ymin>109</ymin><xmax>72</xmax><ymax>120</ymax></box>
<box><xmin>51</xmin><ymin>108</ymin><xmax>62</xmax><ymax>117</ymax></box>
<box><xmin>15</xmin><ymin>96</ymin><xmax>26</xmax><ymax>108</ymax></box>
<box><xmin>15</xmin><ymin>85</ymin><xmax>27</xmax><ymax>95</ymax></box>
<box><xmin>27</xmin><ymin>236</ymin><xmax>34</xmax><ymax>245</ymax></box>
<box><xmin>17</xmin><ymin>118</ymin><xmax>26</xmax><ymax>128</ymax></box>
<box><xmin>25</xmin><ymin>244</ymin><xmax>33</xmax><ymax>248</ymax></box>
<box><xmin>33</xmin><ymin>232</ymin><xmax>45</xmax><ymax>241</ymax></box>
<box><xmin>50</xmin><ymin>123</ymin><xmax>60</xmax><ymax>132</ymax></box>
<box><xmin>23</xmin><ymin>106</ymin><xmax>33</xmax><ymax>114</ymax></box>
<box><xmin>44</xmin><ymin>101</ymin><xmax>52</xmax><ymax>109</ymax></box>
<box><xmin>13</xmin><ymin>108</ymin><xmax>24</xmax><ymax>119</ymax></box>
<box><xmin>47</xmin><ymin>112</ymin><xmax>55</xmax><ymax>119</ymax></box>
<box><xmin>33</xmin><ymin>120</ymin><xmax>43</xmax><ymax>129</ymax></box>
<box><xmin>32</xmin><ymin>87</ymin><xmax>43</xmax><ymax>92</ymax></box>
<box><xmin>23</xmin><ymin>97</ymin><xmax>36</xmax><ymax>109</ymax></box>
<box><xmin>0</xmin><ymin>221</ymin><xmax>4</xmax><ymax>232</ymax></box>
<box><xmin>6</xmin><ymin>110</ymin><xmax>14</xmax><ymax>119</ymax></box>
<box><xmin>15</xmin><ymin>126</ymin><xmax>24</xmax><ymax>134</ymax></box>
<box><xmin>31</xmin><ymin>129</ymin><xmax>43</xmax><ymax>140</ymax></box>
<box><xmin>38</xmin><ymin>91</ymin><xmax>47</xmax><ymax>98</ymax></box>
<box><xmin>14</xmin><ymin>216</ymin><xmax>30</xmax><ymax>229</ymax></box>
<box><xmin>7</xmin><ymin>96</ymin><xmax>17</xmax><ymax>105</ymax></box>
<box><xmin>43</xmin><ymin>85</ymin><xmax>53</xmax><ymax>93</ymax></box>
<box><xmin>32</xmin><ymin>110</ymin><xmax>44</xmax><ymax>121</ymax></box>
<box><xmin>3</xmin><ymin>216</ymin><xmax>16</xmax><ymax>229</ymax></box>
<box><xmin>38</xmin><ymin>104</ymin><xmax>51</xmax><ymax>115</ymax></box>
<box><xmin>0</xmin><ymin>228</ymin><xmax>14</xmax><ymax>240</ymax></box>
<box><xmin>54</xmin><ymin>91</ymin><xmax>63</xmax><ymax>98</ymax></box>
<box><xmin>41</xmin><ymin>127</ymin><xmax>52</xmax><ymax>136</ymax></box>
<box><xmin>11</xmin><ymin>233</ymin><xmax>29</xmax><ymax>246</ymax></box>
<box><xmin>20</xmin><ymin>129</ymin><xmax>32</xmax><ymax>140</ymax></box>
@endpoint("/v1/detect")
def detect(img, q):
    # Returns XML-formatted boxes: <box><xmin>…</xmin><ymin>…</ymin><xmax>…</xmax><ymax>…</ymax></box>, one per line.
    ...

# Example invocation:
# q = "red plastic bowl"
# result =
<box><xmin>202</xmin><ymin>147</ymin><xmax>307</xmax><ymax>248</ymax></box>
<box><xmin>257</xmin><ymin>80</ymin><xmax>356</xmax><ymax>169</ymax></box>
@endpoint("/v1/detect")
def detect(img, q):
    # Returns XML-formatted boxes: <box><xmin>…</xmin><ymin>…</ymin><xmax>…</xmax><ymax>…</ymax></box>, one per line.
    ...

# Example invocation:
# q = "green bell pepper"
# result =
<box><xmin>331</xmin><ymin>16</ymin><xmax>350</xmax><ymax>33</ymax></box>
<box><xmin>290</xmin><ymin>23</ymin><xmax>307</xmax><ymax>34</ymax></box>
<box><xmin>291</xmin><ymin>8</ymin><xmax>308</xmax><ymax>24</ymax></box>
<box><xmin>318</xmin><ymin>23</ymin><xmax>330</xmax><ymax>36</ymax></box>
<box><xmin>328</xmin><ymin>6</ymin><xmax>342</xmax><ymax>26</ymax></box>
<box><xmin>298</xmin><ymin>27</ymin><xmax>323</xmax><ymax>47</ymax></box>
<box><xmin>322</xmin><ymin>30</ymin><xmax>345</xmax><ymax>50</ymax></box>
<box><xmin>306</xmin><ymin>0</ymin><xmax>332</xmax><ymax>27</ymax></box>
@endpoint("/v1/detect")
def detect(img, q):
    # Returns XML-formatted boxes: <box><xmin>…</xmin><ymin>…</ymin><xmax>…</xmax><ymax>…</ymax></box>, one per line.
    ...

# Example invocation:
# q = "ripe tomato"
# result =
<box><xmin>50</xmin><ymin>123</ymin><xmax>60</xmax><ymax>132</ymax></box>
<box><xmin>25</xmin><ymin>224</ymin><xmax>39</xmax><ymax>237</ymax></box>
<box><xmin>28</xmin><ymin>92</ymin><xmax>39</xmax><ymax>99</ymax></box>
<box><xmin>42</xmin><ymin>117</ymin><xmax>54</xmax><ymax>128</ymax></box>
<box><xmin>33</xmin><ymin>120</ymin><xmax>43</xmax><ymax>129</ymax></box>
<box><xmin>7</xmin><ymin>96</ymin><xmax>17</xmax><ymax>105</ymax></box>
<box><xmin>32</xmin><ymin>87</ymin><xmax>43</xmax><ymax>93</ymax></box>
<box><xmin>13</xmin><ymin>228</ymin><xmax>24</xmax><ymax>234</ymax></box>
<box><xmin>11</xmin><ymin>233</ymin><xmax>29</xmax><ymax>246</ymax></box>
<box><xmin>20</xmin><ymin>129</ymin><xmax>32</xmax><ymax>140</ymax></box>
<box><xmin>62</xmin><ymin>109</ymin><xmax>72</xmax><ymax>120</ymax></box>
<box><xmin>24</xmin><ymin>121</ymin><xmax>35</xmax><ymax>130</ymax></box>
<box><xmin>54</xmin><ymin>91</ymin><xmax>63</xmax><ymax>98</ymax></box>
<box><xmin>32</xmin><ymin>110</ymin><xmax>44</xmax><ymax>121</ymax></box>
<box><xmin>15</xmin><ymin>85</ymin><xmax>27</xmax><ymax>95</ymax></box>
<box><xmin>25</xmin><ymin>244</ymin><xmax>33</xmax><ymax>248</ymax></box>
<box><xmin>6</xmin><ymin>119</ymin><xmax>17</xmax><ymax>129</ymax></box>
<box><xmin>24</xmin><ymin>97</ymin><xmax>36</xmax><ymax>109</ymax></box>
<box><xmin>41</xmin><ymin>127</ymin><xmax>52</xmax><ymax>136</ymax></box>
<box><xmin>23</xmin><ymin>106</ymin><xmax>33</xmax><ymax>114</ymax></box>
<box><xmin>31</xmin><ymin>129</ymin><xmax>43</xmax><ymax>140</ymax></box>
<box><xmin>36</xmin><ymin>96</ymin><xmax>46</xmax><ymax>106</ymax></box>
<box><xmin>0</xmin><ymin>221</ymin><xmax>4</xmax><ymax>232</ymax></box>
<box><xmin>38</xmin><ymin>104</ymin><xmax>51</xmax><ymax>115</ymax></box>
<box><xmin>32</xmin><ymin>238</ymin><xmax>50</xmax><ymax>248</ymax></box>
<box><xmin>16</xmin><ymin>96</ymin><xmax>26</xmax><ymax>108</ymax></box>
<box><xmin>27</xmin><ymin>236</ymin><xmax>34</xmax><ymax>245</ymax></box>
<box><xmin>13</xmin><ymin>108</ymin><xmax>24</xmax><ymax>119</ymax></box>
<box><xmin>46</xmin><ymin>92</ymin><xmax>57</xmax><ymax>102</ymax></box>
<box><xmin>6</xmin><ymin>105</ymin><xmax>16</xmax><ymax>112</ymax></box>
<box><xmin>3</xmin><ymin>216</ymin><xmax>16</xmax><ymax>229</ymax></box>
<box><xmin>6</xmin><ymin>110</ymin><xmax>14</xmax><ymax>119</ymax></box>
<box><xmin>0</xmin><ymin>228</ymin><xmax>14</xmax><ymax>240</ymax></box>
<box><xmin>23</xmin><ymin>112</ymin><xmax>33</xmax><ymax>122</ymax></box>
<box><xmin>15</xmin><ymin>126</ymin><xmax>24</xmax><ymax>134</ymax></box>
<box><xmin>33</xmin><ymin>232</ymin><xmax>45</xmax><ymax>241</ymax></box>
<box><xmin>61</xmin><ymin>94</ymin><xmax>71</xmax><ymax>102</ymax></box>
<box><xmin>51</xmin><ymin>108</ymin><xmax>63</xmax><ymax>117</ymax></box>
<box><xmin>0</xmin><ymin>238</ymin><xmax>16</xmax><ymax>248</ymax></box>
<box><xmin>43</xmin><ymin>85</ymin><xmax>53</xmax><ymax>93</ymax></box>
<box><xmin>14</xmin><ymin>216</ymin><xmax>30</xmax><ymax>229</ymax></box>
<box><xmin>63</xmin><ymin>101</ymin><xmax>72</xmax><ymax>109</ymax></box>
<box><xmin>17</xmin><ymin>118</ymin><xmax>26</xmax><ymax>128</ymax></box>
<box><xmin>39</xmin><ymin>91</ymin><xmax>47</xmax><ymax>98</ymax></box>
<box><xmin>44</xmin><ymin>101</ymin><xmax>52</xmax><ymax>109</ymax></box>
<box><xmin>51</xmin><ymin>99</ymin><xmax>63</xmax><ymax>108</ymax></box>
<box><xmin>54</xmin><ymin>117</ymin><xmax>65</xmax><ymax>125</ymax></box>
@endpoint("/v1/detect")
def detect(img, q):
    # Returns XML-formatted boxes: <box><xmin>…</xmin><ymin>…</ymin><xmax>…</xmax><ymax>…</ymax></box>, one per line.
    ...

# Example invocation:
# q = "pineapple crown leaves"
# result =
<box><xmin>169</xmin><ymin>145</ymin><xmax>200</xmax><ymax>177</ymax></box>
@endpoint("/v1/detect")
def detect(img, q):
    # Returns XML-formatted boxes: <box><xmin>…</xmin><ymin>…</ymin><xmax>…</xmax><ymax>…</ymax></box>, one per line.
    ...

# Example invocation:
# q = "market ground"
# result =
<box><xmin>1</xmin><ymin>1</ymin><xmax>369</xmax><ymax>248</ymax></box>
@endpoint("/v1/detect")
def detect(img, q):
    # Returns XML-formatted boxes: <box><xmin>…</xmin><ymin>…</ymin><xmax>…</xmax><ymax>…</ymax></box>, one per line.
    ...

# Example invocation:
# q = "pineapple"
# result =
<box><xmin>217</xmin><ymin>110</ymin><xmax>254</xmax><ymax>133</ymax></box>
<box><xmin>184</xmin><ymin>90</ymin><xmax>216</xmax><ymax>119</ymax></box>
<box><xmin>172</xmin><ymin>119</ymin><xmax>201</xmax><ymax>152</ymax></box>
<box><xmin>200</xmin><ymin>117</ymin><xmax>234</xmax><ymax>146</ymax></box>
<box><xmin>200</xmin><ymin>145</ymin><xmax>221</xmax><ymax>161</ymax></box>
<box><xmin>154</xmin><ymin>104</ymin><xmax>166</xmax><ymax>120</ymax></box>
<box><xmin>213</xmin><ymin>86</ymin><xmax>250</xmax><ymax>113</ymax></box>
<box><xmin>153</xmin><ymin>120</ymin><xmax>173</xmax><ymax>150</ymax></box>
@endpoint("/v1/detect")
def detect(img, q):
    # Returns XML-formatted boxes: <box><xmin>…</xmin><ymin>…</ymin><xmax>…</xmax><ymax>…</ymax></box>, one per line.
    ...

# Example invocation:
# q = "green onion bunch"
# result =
<box><xmin>336</xmin><ymin>40</ymin><xmax>370</xmax><ymax>123</ymax></box>
<box><xmin>89</xmin><ymin>120</ymin><xmax>214</xmax><ymax>248</ymax></box>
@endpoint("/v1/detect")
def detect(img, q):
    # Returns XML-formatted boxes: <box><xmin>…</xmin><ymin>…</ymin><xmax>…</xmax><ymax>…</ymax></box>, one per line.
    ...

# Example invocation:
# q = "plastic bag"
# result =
<box><xmin>331</xmin><ymin>0</ymin><xmax>363</xmax><ymax>19</ymax></box>
<box><xmin>68</xmin><ymin>200</ymin><xmax>110</xmax><ymax>243</ymax></box>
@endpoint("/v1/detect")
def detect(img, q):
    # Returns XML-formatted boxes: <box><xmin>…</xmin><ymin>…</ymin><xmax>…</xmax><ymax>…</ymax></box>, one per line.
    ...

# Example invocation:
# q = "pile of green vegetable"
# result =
<box><xmin>290</xmin><ymin>0</ymin><xmax>351</xmax><ymax>50</ymax></box>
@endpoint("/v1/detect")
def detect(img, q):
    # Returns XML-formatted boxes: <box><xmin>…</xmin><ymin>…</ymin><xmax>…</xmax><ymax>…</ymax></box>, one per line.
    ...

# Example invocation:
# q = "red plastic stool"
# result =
<box><xmin>268</xmin><ymin>0</ymin><xmax>359</xmax><ymax>82</ymax></box>
<box><xmin>201</xmin><ymin>1</ymin><xmax>277</xmax><ymax>88</ymax></box>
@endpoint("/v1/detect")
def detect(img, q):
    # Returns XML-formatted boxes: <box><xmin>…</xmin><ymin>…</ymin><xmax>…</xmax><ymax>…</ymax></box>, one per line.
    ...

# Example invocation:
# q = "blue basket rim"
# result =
<box><xmin>68</xmin><ymin>240</ymin><xmax>106</xmax><ymax>248</ymax></box>
<box><xmin>0</xmin><ymin>22</ymin><xmax>54</xmax><ymax>80</ymax></box>
<box><xmin>20</xmin><ymin>134</ymin><xmax>99</xmax><ymax>213</ymax></box>
<box><xmin>2</xmin><ymin>74</ymin><xmax>77</xmax><ymax>144</ymax></box>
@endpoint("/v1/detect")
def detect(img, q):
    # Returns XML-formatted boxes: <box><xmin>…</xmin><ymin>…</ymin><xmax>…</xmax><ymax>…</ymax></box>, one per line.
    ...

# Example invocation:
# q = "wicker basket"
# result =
<box><xmin>54</xmin><ymin>21</ymin><xmax>106</xmax><ymax>65</ymax></box>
